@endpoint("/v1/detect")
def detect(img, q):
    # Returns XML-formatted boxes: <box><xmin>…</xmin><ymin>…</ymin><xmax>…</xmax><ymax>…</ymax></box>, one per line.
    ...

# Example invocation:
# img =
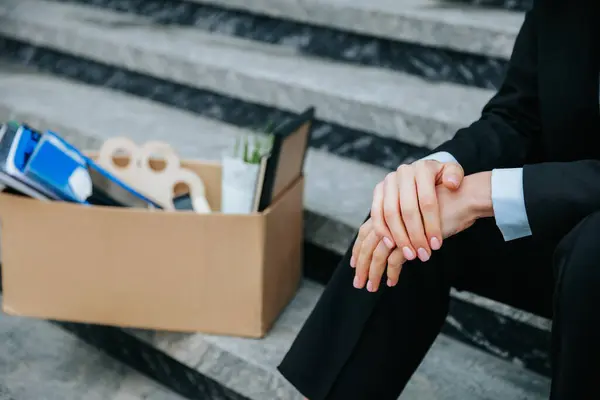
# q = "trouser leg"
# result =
<box><xmin>279</xmin><ymin>218</ymin><xmax>554</xmax><ymax>400</ymax></box>
<box><xmin>550</xmin><ymin>211</ymin><xmax>600</xmax><ymax>399</ymax></box>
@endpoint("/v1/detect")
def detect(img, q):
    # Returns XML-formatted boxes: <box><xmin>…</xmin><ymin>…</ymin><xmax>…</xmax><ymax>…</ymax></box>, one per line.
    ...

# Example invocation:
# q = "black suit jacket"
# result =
<box><xmin>435</xmin><ymin>0</ymin><xmax>600</xmax><ymax>241</ymax></box>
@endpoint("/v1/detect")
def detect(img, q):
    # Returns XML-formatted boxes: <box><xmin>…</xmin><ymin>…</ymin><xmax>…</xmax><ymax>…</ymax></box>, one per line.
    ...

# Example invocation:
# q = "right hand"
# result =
<box><xmin>371</xmin><ymin>159</ymin><xmax>464</xmax><ymax>262</ymax></box>
<box><xmin>353</xmin><ymin>172</ymin><xmax>486</xmax><ymax>292</ymax></box>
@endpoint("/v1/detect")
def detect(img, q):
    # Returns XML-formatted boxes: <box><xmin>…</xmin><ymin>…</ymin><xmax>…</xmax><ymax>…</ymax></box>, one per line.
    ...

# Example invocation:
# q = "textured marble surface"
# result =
<box><xmin>444</xmin><ymin>0</ymin><xmax>532</xmax><ymax>12</ymax></box>
<box><xmin>0</xmin><ymin>62</ymin><xmax>552</xmax><ymax>376</ymax></box>
<box><xmin>131</xmin><ymin>280</ymin><xmax>550</xmax><ymax>400</ymax></box>
<box><xmin>189</xmin><ymin>0</ymin><xmax>521</xmax><ymax>59</ymax></box>
<box><xmin>57</xmin><ymin>0</ymin><xmax>522</xmax><ymax>60</ymax></box>
<box><xmin>56</xmin><ymin>0</ymin><xmax>510</xmax><ymax>90</ymax></box>
<box><xmin>57</xmin><ymin>322</ymin><xmax>249</xmax><ymax>400</ymax></box>
<box><xmin>0</xmin><ymin>307</ymin><xmax>186</xmax><ymax>400</ymax></box>
<box><xmin>0</xmin><ymin>0</ymin><xmax>496</xmax><ymax>149</ymax></box>
<box><xmin>127</xmin><ymin>329</ymin><xmax>302</xmax><ymax>400</ymax></box>
<box><xmin>0</xmin><ymin>38</ymin><xmax>427</xmax><ymax>170</ymax></box>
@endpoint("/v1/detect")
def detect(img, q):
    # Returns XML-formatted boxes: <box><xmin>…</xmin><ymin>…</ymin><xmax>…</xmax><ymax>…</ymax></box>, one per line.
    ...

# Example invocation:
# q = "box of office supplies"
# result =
<box><xmin>0</xmin><ymin>109</ymin><xmax>313</xmax><ymax>338</ymax></box>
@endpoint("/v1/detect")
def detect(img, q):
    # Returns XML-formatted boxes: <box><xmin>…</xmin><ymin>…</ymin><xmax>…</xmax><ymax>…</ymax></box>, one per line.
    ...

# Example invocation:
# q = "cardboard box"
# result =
<box><xmin>0</xmin><ymin>112</ymin><xmax>313</xmax><ymax>338</ymax></box>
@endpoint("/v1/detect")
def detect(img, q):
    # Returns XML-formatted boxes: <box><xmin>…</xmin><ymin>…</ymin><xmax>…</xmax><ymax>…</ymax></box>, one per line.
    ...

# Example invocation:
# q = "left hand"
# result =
<box><xmin>351</xmin><ymin>218</ymin><xmax>406</xmax><ymax>291</ymax></box>
<box><xmin>352</xmin><ymin>172</ymin><xmax>493</xmax><ymax>292</ymax></box>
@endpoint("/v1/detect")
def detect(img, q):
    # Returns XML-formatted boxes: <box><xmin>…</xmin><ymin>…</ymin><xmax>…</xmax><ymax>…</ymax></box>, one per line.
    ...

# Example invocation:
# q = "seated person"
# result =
<box><xmin>278</xmin><ymin>2</ymin><xmax>600</xmax><ymax>399</ymax></box>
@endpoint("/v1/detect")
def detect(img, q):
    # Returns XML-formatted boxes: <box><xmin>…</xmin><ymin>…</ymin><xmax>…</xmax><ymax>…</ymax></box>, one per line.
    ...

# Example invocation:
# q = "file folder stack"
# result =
<box><xmin>0</xmin><ymin>121</ymin><xmax>161</xmax><ymax>209</ymax></box>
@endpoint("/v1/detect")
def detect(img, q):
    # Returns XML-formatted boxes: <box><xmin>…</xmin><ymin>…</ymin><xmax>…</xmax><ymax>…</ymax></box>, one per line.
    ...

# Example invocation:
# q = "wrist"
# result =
<box><xmin>465</xmin><ymin>171</ymin><xmax>494</xmax><ymax>219</ymax></box>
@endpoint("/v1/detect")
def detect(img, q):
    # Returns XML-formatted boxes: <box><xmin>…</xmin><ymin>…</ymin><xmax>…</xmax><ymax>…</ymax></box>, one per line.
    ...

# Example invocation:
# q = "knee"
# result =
<box><xmin>554</xmin><ymin>212</ymin><xmax>600</xmax><ymax>296</ymax></box>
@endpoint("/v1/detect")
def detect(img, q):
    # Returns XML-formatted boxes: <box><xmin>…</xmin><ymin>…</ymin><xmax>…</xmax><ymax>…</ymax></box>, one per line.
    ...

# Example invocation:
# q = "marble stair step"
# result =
<box><xmin>131</xmin><ymin>279</ymin><xmax>550</xmax><ymax>400</ymax></box>
<box><xmin>187</xmin><ymin>0</ymin><xmax>523</xmax><ymax>59</ymax></box>
<box><xmin>49</xmin><ymin>0</ymin><xmax>512</xmax><ymax>92</ymax></box>
<box><xmin>441</xmin><ymin>0</ymin><xmax>532</xmax><ymax>13</ymax></box>
<box><xmin>0</xmin><ymin>63</ymin><xmax>552</xmax><ymax>376</ymax></box>
<box><xmin>0</xmin><ymin>296</ymin><xmax>186</xmax><ymax>400</ymax></box>
<box><xmin>0</xmin><ymin>0</ymin><xmax>495</xmax><ymax>149</ymax></box>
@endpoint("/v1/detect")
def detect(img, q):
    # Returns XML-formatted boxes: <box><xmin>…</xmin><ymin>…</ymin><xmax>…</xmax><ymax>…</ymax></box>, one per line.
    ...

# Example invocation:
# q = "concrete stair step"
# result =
<box><xmin>1</xmin><ymin>63</ymin><xmax>551</xmax><ymax>389</ymax></box>
<box><xmin>0</xmin><ymin>296</ymin><xmax>186</xmax><ymax>400</ymax></box>
<box><xmin>441</xmin><ymin>0</ymin><xmax>531</xmax><ymax>12</ymax></box>
<box><xmin>51</xmin><ymin>0</ymin><xmax>512</xmax><ymax>91</ymax></box>
<box><xmin>0</xmin><ymin>0</ymin><xmax>495</xmax><ymax>149</ymax></box>
<box><xmin>133</xmin><ymin>280</ymin><xmax>550</xmax><ymax>400</ymax></box>
<box><xmin>184</xmin><ymin>0</ymin><xmax>523</xmax><ymax>59</ymax></box>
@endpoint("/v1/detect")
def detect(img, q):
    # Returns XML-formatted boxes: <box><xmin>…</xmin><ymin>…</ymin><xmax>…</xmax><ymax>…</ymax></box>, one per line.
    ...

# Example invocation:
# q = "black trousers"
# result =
<box><xmin>278</xmin><ymin>213</ymin><xmax>600</xmax><ymax>399</ymax></box>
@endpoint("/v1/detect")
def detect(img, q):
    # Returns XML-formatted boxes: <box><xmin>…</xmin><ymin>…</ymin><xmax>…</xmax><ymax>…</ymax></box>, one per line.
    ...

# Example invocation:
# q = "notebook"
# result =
<box><xmin>257</xmin><ymin>108</ymin><xmax>315</xmax><ymax>212</ymax></box>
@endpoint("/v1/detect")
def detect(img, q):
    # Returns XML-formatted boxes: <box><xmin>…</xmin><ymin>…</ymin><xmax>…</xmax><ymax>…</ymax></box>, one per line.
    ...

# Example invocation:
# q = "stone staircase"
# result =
<box><xmin>0</xmin><ymin>296</ymin><xmax>186</xmax><ymax>400</ymax></box>
<box><xmin>0</xmin><ymin>0</ymin><xmax>551</xmax><ymax>398</ymax></box>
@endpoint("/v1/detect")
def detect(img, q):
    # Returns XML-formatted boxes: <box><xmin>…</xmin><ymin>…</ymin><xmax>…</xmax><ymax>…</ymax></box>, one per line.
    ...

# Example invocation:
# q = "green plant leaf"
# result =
<box><xmin>233</xmin><ymin>136</ymin><xmax>240</xmax><ymax>158</ymax></box>
<box><xmin>243</xmin><ymin>135</ymin><xmax>249</xmax><ymax>163</ymax></box>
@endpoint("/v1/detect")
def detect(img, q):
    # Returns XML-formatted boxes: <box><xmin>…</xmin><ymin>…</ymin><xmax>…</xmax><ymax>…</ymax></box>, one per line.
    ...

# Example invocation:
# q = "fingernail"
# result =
<box><xmin>417</xmin><ymin>248</ymin><xmax>430</xmax><ymax>262</ymax></box>
<box><xmin>430</xmin><ymin>237</ymin><xmax>441</xmax><ymax>251</ymax></box>
<box><xmin>402</xmin><ymin>246</ymin><xmax>415</xmax><ymax>260</ymax></box>
<box><xmin>447</xmin><ymin>175</ymin><xmax>459</xmax><ymax>187</ymax></box>
<box><xmin>353</xmin><ymin>276</ymin><xmax>361</xmax><ymax>288</ymax></box>
<box><xmin>367</xmin><ymin>280</ymin><xmax>375</xmax><ymax>292</ymax></box>
<box><xmin>387</xmin><ymin>279</ymin><xmax>394</xmax><ymax>287</ymax></box>
<box><xmin>383</xmin><ymin>237</ymin><xmax>395</xmax><ymax>249</ymax></box>
<box><xmin>350</xmin><ymin>256</ymin><xmax>356</xmax><ymax>268</ymax></box>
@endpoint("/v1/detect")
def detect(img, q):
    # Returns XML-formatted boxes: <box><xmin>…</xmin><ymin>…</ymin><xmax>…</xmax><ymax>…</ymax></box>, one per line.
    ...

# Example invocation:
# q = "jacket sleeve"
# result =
<box><xmin>523</xmin><ymin>161</ymin><xmax>600</xmax><ymax>240</ymax></box>
<box><xmin>434</xmin><ymin>10</ymin><xmax>541</xmax><ymax>175</ymax></box>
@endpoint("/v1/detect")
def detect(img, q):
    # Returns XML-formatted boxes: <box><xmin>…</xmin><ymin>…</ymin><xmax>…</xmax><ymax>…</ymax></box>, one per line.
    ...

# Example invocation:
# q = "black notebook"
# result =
<box><xmin>257</xmin><ymin>108</ymin><xmax>315</xmax><ymax>212</ymax></box>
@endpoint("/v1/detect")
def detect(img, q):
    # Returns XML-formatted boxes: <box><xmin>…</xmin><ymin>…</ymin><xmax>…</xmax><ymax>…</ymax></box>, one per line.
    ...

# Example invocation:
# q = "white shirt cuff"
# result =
<box><xmin>420</xmin><ymin>151</ymin><xmax>458</xmax><ymax>164</ymax></box>
<box><xmin>491</xmin><ymin>168</ymin><xmax>532</xmax><ymax>241</ymax></box>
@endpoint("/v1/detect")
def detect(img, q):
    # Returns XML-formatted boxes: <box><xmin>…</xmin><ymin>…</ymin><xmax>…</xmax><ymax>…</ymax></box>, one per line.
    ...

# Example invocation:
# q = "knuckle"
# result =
<box><xmin>401</xmin><ymin>206</ymin><xmax>419</xmax><ymax>220</ymax></box>
<box><xmin>387</xmin><ymin>256</ymin><xmax>403</xmax><ymax>269</ymax></box>
<box><xmin>414</xmin><ymin>159</ymin><xmax>427</xmax><ymax>169</ymax></box>
<box><xmin>390</xmin><ymin>249</ymin><xmax>406</xmax><ymax>264</ymax></box>
<box><xmin>387</xmin><ymin>262</ymin><xmax>401</xmax><ymax>272</ymax></box>
<box><xmin>373</xmin><ymin>227</ymin><xmax>386</xmax><ymax>239</ymax></box>
<box><xmin>420</xmin><ymin>198</ymin><xmax>437</xmax><ymax>212</ymax></box>
<box><xmin>396</xmin><ymin>164</ymin><xmax>409</xmax><ymax>174</ymax></box>
<box><xmin>369</xmin><ymin>257</ymin><xmax>384</xmax><ymax>273</ymax></box>
<box><xmin>373</xmin><ymin>246</ymin><xmax>387</xmax><ymax>261</ymax></box>
<box><xmin>355</xmin><ymin>256</ymin><xmax>368</xmax><ymax>271</ymax></box>
<box><xmin>383</xmin><ymin>208</ymin><xmax>398</xmax><ymax>222</ymax></box>
<box><xmin>358</xmin><ymin>224</ymin><xmax>370</xmax><ymax>237</ymax></box>
<box><xmin>383</xmin><ymin>205</ymin><xmax>394</xmax><ymax>217</ymax></box>
<box><xmin>373</xmin><ymin>183</ymin><xmax>382</xmax><ymax>197</ymax></box>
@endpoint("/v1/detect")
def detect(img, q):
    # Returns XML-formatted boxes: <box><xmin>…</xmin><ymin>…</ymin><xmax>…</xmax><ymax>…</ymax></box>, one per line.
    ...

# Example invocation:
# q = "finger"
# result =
<box><xmin>398</xmin><ymin>166</ymin><xmax>431</xmax><ymax>262</ymax></box>
<box><xmin>351</xmin><ymin>219</ymin><xmax>373</xmax><ymax>268</ymax></box>
<box><xmin>386</xmin><ymin>248</ymin><xmax>406</xmax><ymax>287</ymax></box>
<box><xmin>354</xmin><ymin>230</ymin><xmax>379</xmax><ymax>289</ymax></box>
<box><xmin>371</xmin><ymin>179</ymin><xmax>394</xmax><ymax>249</ymax></box>
<box><xmin>415</xmin><ymin>161</ymin><xmax>442</xmax><ymax>251</ymax></box>
<box><xmin>385</xmin><ymin>167</ymin><xmax>415</xmax><ymax>260</ymax></box>
<box><xmin>441</xmin><ymin>162</ymin><xmax>464</xmax><ymax>190</ymax></box>
<box><xmin>367</xmin><ymin>241</ymin><xmax>392</xmax><ymax>292</ymax></box>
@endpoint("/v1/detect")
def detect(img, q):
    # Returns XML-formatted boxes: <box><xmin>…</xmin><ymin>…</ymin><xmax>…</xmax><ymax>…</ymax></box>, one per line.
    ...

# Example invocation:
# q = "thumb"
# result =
<box><xmin>441</xmin><ymin>163</ymin><xmax>464</xmax><ymax>190</ymax></box>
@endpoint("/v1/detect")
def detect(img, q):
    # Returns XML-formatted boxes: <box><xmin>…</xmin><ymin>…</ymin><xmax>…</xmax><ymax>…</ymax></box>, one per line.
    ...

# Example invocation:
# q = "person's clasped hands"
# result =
<box><xmin>351</xmin><ymin>157</ymin><xmax>493</xmax><ymax>293</ymax></box>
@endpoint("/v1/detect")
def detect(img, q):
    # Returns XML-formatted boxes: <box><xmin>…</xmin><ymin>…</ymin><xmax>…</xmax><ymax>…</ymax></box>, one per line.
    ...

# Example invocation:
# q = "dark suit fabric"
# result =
<box><xmin>278</xmin><ymin>1</ymin><xmax>600</xmax><ymax>399</ymax></box>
